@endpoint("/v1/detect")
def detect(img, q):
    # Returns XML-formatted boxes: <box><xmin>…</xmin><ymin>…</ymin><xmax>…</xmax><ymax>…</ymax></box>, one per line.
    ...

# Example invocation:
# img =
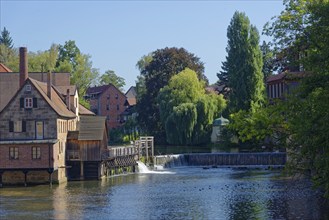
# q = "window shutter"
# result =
<box><xmin>22</xmin><ymin>120</ymin><xmax>26</xmax><ymax>132</ymax></box>
<box><xmin>33</xmin><ymin>98</ymin><xmax>38</xmax><ymax>108</ymax></box>
<box><xmin>9</xmin><ymin>121</ymin><xmax>14</xmax><ymax>132</ymax></box>
<box><xmin>20</xmin><ymin>98</ymin><xmax>24</xmax><ymax>108</ymax></box>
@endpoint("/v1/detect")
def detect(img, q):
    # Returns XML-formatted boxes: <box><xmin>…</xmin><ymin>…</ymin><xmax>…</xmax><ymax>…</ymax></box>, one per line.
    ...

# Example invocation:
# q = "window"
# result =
<box><xmin>107</xmin><ymin>95</ymin><xmax>110</xmax><ymax>100</ymax></box>
<box><xmin>25</xmin><ymin>85</ymin><xmax>31</xmax><ymax>92</ymax></box>
<box><xmin>117</xmin><ymin>105</ymin><xmax>120</xmax><ymax>111</ymax></box>
<box><xmin>20</xmin><ymin>97</ymin><xmax>37</xmax><ymax>108</ymax></box>
<box><xmin>9</xmin><ymin>147</ymin><xmax>19</xmax><ymax>160</ymax></box>
<box><xmin>115</xmin><ymin>94</ymin><xmax>118</xmax><ymax>99</ymax></box>
<box><xmin>32</xmin><ymin>146</ymin><xmax>41</xmax><ymax>159</ymax></box>
<box><xmin>25</xmin><ymin>98</ymin><xmax>33</xmax><ymax>108</ymax></box>
<box><xmin>106</xmin><ymin>104</ymin><xmax>110</xmax><ymax>110</ymax></box>
<box><xmin>36</xmin><ymin>121</ymin><xmax>44</xmax><ymax>139</ymax></box>
<box><xmin>9</xmin><ymin>120</ymin><xmax>26</xmax><ymax>133</ymax></box>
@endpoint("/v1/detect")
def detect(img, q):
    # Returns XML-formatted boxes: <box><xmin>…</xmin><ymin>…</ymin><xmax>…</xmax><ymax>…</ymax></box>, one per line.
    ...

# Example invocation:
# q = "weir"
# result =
<box><xmin>155</xmin><ymin>152</ymin><xmax>286</xmax><ymax>168</ymax></box>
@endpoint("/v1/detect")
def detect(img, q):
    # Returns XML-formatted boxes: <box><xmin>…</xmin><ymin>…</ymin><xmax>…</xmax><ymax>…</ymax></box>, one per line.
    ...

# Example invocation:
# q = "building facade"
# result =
<box><xmin>266</xmin><ymin>71</ymin><xmax>306</xmax><ymax>100</ymax></box>
<box><xmin>85</xmin><ymin>84</ymin><xmax>126</xmax><ymax>129</ymax></box>
<box><xmin>0</xmin><ymin>47</ymin><xmax>103</xmax><ymax>186</ymax></box>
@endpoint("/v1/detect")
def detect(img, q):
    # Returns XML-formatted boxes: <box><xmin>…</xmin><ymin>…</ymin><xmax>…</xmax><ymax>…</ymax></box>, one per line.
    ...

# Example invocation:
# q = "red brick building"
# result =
<box><xmin>0</xmin><ymin>47</ymin><xmax>107</xmax><ymax>186</ymax></box>
<box><xmin>85</xmin><ymin>84</ymin><xmax>126</xmax><ymax>129</ymax></box>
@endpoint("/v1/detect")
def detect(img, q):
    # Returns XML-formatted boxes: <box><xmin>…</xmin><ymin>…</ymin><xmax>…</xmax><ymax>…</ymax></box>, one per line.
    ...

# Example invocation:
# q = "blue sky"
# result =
<box><xmin>1</xmin><ymin>1</ymin><xmax>284</xmax><ymax>92</ymax></box>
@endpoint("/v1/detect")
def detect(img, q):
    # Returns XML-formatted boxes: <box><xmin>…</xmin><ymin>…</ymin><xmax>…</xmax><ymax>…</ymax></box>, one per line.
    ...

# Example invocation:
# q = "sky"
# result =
<box><xmin>0</xmin><ymin>0</ymin><xmax>284</xmax><ymax>92</ymax></box>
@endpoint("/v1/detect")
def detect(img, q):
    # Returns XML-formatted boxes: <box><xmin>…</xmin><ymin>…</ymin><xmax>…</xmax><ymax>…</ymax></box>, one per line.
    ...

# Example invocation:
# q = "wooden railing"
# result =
<box><xmin>102</xmin><ymin>146</ymin><xmax>138</xmax><ymax>160</ymax></box>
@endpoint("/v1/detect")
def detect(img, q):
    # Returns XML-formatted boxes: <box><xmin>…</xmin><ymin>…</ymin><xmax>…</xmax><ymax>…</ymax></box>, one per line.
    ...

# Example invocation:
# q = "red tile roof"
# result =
<box><xmin>0</xmin><ymin>63</ymin><xmax>12</xmax><ymax>72</ymax></box>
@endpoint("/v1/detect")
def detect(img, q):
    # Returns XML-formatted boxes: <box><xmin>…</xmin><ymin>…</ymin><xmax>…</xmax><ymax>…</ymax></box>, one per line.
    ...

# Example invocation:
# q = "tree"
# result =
<box><xmin>0</xmin><ymin>27</ymin><xmax>16</xmax><ymax>66</ymax></box>
<box><xmin>28</xmin><ymin>44</ymin><xmax>59</xmax><ymax>72</ymax></box>
<box><xmin>0</xmin><ymin>27</ymin><xmax>14</xmax><ymax>48</ymax></box>
<box><xmin>136</xmin><ymin>53</ymin><xmax>153</xmax><ymax>72</ymax></box>
<box><xmin>71</xmin><ymin>53</ymin><xmax>99</xmax><ymax>97</ymax></box>
<box><xmin>0</xmin><ymin>44</ymin><xmax>18</xmax><ymax>70</ymax></box>
<box><xmin>55</xmin><ymin>40</ymin><xmax>99</xmax><ymax>106</ymax></box>
<box><xmin>157</xmin><ymin>68</ymin><xmax>226</xmax><ymax>145</ymax></box>
<box><xmin>260</xmin><ymin>41</ymin><xmax>275</xmax><ymax>81</ymax></box>
<box><xmin>219</xmin><ymin>11</ymin><xmax>265</xmax><ymax>114</ymax></box>
<box><xmin>99</xmin><ymin>70</ymin><xmax>125</xmax><ymax>92</ymax></box>
<box><xmin>263</xmin><ymin>0</ymin><xmax>329</xmax><ymax>197</ymax></box>
<box><xmin>136</xmin><ymin>47</ymin><xmax>207</xmax><ymax>143</ymax></box>
<box><xmin>56</xmin><ymin>40</ymin><xmax>81</xmax><ymax>69</ymax></box>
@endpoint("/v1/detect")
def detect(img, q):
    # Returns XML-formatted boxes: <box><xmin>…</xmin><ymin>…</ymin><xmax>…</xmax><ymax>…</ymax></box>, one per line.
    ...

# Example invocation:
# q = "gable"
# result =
<box><xmin>0</xmin><ymin>78</ymin><xmax>76</xmax><ymax>119</ymax></box>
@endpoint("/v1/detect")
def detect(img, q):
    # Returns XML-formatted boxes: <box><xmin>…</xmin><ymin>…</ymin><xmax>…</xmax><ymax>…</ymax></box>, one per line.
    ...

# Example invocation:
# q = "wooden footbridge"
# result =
<box><xmin>102</xmin><ymin>137</ymin><xmax>154</xmax><ymax>175</ymax></box>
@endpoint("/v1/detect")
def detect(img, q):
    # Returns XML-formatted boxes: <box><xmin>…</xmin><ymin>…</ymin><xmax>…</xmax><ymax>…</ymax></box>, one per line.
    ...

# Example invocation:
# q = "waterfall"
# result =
<box><xmin>155</xmin><ymin>153</ymin><xmax>286</xmax><ymax>167</ymax></box>
<box><xmin>137</xmin><ymin>161</ymin><xmax>152</xmax><ymax>173</ymax></box>
<box><xmin>155</xmin><ymin>154</ymin><xmax>188</xmax><ymax>168</ymax></box>
<box><xmin>137</xmin><ymin>161</ymin><xmax>175</xmax><ymax>174</ymax></box>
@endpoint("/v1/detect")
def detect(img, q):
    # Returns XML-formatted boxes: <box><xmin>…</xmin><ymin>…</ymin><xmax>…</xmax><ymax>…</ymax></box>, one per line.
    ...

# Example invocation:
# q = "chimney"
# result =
<box><xmin>19</xmin><ymin>47</ymin><xmax>28</xmax><ymax>87</ymax></box>
<box><xmin>47</xmin><ymin>71</ymin><xmax>52</xmax><ymax>99</ymax></box>
<box><xmin>66</xmin><ymin>89</ymin><xmax>70</xmax><ymax>110</ymax></box>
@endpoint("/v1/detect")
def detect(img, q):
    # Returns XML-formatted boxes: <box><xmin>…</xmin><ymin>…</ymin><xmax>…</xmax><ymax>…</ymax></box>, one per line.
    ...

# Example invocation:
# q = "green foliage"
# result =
<box><xmin>263</xmin><ymin>0</ymin><xmax>329</xmax><ymax>197</ymax></box>
<box><xmin>28</xmin><ymin>44</ymin><xmax>59</xmax><ymax>72</ymax></box>
<box><xmin>108</xmin><ymin>117</ymin><xmax>139</xmax><ymax>144</ymax></box>
<box><xmin>260</xmin><ymin>41</ymin><xmax>275</xmax><ymax>81</ymax></box>
<box><xmin>55</xmin><ymin>40</ymin><xmax>99</xmax><ymax>98</ymax></box>
<box><xmin>136</xmin><ymin>53</ymin><xmax>153</xmax><ymax>72</ymax></box>
<box><xmin>56</xmin><ymin>40</ymin><xmax>81</xmax><ymax>69</ymax></box>
<box><xmin>219</xmin><ymin>11</ymin><xmax>265</xmax><ymax>114</ymax></box>
<box><xmin>0</xmin><ymin>44</ymin><xmax>18</xmax><ymax>70</ymax></box>
<box><xmin>70</xmin><ymin>53</ymin><xmax>99</xmax><ymax>97</ymax></box>
<box><xmin>123</xmin><ymin>117</ymin><xmax>139</xmax><ymax>142</ymax></box>
<box><xmin>158</xmin><ymin>68</ymin><xmax>226</xmax><ymax>145</ymax></box>
<box><xmin>228</xmin><ymin>102</ymin><xmax>287</xmax><ymax>147</ymax></box>
<box><xmin>136</xmin><ymin>47</ymin><xmax>206</xmax><ymax>143</ymax></box>
<box><xmin>109</xmin><ymin>128</ymin><xmax>125</xmax><ymax>144</ymax></box>
<box><xmin>0</xmin><ymin>27</ymin><xmax>14</xmax><ymax>48</ymax></box>
<box><xmin>0</xmin><ymin>27</ymin><xmax>16</xmax><ymax>67</ymax></box>
<box><xmin>99</xmin><ymin>70</ymin><xmax>125</xmax><ymax>92</ymax></box>
<box><xmin>165</xmin><ymin>103</ymin><xmax>197</xmax><ymax>145</ymax></box>
<box><xmin>282</xmin><ymin>74</ymin><xmax>329</xmax><ymax>197</ymax></box>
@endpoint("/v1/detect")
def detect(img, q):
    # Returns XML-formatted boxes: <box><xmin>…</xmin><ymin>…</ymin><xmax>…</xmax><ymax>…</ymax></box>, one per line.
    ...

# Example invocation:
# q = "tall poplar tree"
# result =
<box><xmin>219</xmin><ymin>11</ymin><xmax>265</xmax><ymax>113</ymax></box>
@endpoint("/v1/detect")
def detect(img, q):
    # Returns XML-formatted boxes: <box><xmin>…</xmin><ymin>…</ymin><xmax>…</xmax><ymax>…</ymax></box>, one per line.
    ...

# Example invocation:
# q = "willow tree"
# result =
<box><xmin>136</xmin><ymin>47</ymin><xmax>206</xmax><ymax>143</ymax></box>
<box><xmin>219</xmin><ymin>11</ymin><xmax>265</xmax><ymax>113</ymax></box>
<box><xmin>158</xmin><ymin>68</ymin><xmax>226</xmax><ymax>145</ymax></box>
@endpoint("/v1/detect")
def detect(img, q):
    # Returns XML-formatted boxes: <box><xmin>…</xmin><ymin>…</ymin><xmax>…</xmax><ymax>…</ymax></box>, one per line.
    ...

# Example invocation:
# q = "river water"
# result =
<box><xmin>1</xmin><ymin>167</ymin><xmax>328</xmax><ymax>220</ymax></box>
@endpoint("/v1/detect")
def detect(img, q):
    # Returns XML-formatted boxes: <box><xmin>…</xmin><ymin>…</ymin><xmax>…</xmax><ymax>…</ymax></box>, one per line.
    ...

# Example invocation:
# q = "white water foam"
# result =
<box><xmin>137</xmin><ymin>161</ymin><xmax>175</xmax><ymax>174</ymax></box>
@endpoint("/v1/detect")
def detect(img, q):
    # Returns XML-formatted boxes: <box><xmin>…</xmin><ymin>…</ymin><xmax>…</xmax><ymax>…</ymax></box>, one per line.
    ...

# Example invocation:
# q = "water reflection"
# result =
<box><xmin>1</xmin><ymin>168</ymin><xmax>328</xmax><ymax>220</ymax></box>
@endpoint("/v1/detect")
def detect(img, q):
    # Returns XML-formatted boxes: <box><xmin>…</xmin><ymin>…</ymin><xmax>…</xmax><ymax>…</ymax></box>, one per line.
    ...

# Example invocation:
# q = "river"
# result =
<box><xmin>1</xmin><ymin>167</ymin><xmax>328</xmax><ymax>220</ymax></box>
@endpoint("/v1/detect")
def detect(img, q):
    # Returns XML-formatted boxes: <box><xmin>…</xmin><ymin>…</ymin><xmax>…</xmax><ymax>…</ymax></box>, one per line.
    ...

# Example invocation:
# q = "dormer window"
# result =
<box><xmin>25</xmin><ymin>85</ymin><xmax>31</xmax><ymax>92</ymax></box>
